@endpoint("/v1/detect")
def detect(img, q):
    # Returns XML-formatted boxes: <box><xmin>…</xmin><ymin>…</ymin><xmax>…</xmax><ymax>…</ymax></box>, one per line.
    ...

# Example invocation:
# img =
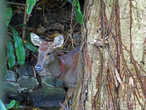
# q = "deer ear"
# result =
<box><xmin>30</xmin><ymin>32</ymin><xmax>42</xmax><ymax>46</ymax></box>
<box><xmin>53</xmin><ymin>34</ymin><xmax>64</xmax><ymax>48</ymax></box>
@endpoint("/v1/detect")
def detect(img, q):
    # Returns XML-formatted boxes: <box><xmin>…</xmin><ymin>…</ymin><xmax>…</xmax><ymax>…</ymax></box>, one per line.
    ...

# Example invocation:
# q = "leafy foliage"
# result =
<box><xmin>26</xmin><ymin>0</ymin><xmax>38</xmax><ymax>15</ymax></box>
<box><xmin>7</xmin><ymin>40</ymin><xmax>16</xmax><ymax>69</ymax></box>
<box><xmin>6</xmin><ymin>0</ymin><xmax>83</xmax><ymax>69</ymax></box>
<box><xmin>6</xmin><ymin>100</ymin><xmax>17</xmax><ymax>110</ymax></box>
<box><xmin>11</xmin><ymin>27</ymin><xmax>26</xmax><ymax>65</ymax></box>
<box><xmin>6</xmin><ymin>7</ymin><xmax>36</xmax><ymax>69</ymax></box>
<box><xmin>7</xmin><ymin>29</ymin><xmax>39</xmax><ymax>68</ymax></box>
<box><xmin>27</xmin><ymin>0</ymin><xmax>83</xmax><ymax>24</ymax></box>
<box><xmin>73</xmin><ymin>0</ymin><xmax>83</xmax><ymax>24</ymax></box>
<box><xmin>24</xmin><ymin>41</ymin><xmax>38</xmax><ymax>53</ymax></box>
<box><xmin>66</xmin><ymin>0</ymin><xmax>83</xmax><ymax>24</ymax></box>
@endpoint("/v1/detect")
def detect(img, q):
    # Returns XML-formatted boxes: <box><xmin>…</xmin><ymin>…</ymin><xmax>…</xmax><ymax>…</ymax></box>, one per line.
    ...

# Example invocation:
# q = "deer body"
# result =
<box><xmin>31</xmin><ymin>33</ymin><xmax>81</xmax><ymax>88</ymax></box>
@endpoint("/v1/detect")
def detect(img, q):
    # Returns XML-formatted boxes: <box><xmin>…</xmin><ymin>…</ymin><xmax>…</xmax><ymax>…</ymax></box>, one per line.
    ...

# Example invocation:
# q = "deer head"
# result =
<box><xmin>30</xmin><ymin>33</ymin><xmax>64</xmax><ymax>72</ymax></box>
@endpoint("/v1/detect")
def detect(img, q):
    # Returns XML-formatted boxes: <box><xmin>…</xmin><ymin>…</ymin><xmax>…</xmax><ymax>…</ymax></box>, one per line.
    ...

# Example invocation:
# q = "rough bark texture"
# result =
<box><xmin>0</xmin><ymin>0</ymin><xmax>7</xmax><ymax>99</ymax></box>
<box><xmin>65</xmin><ymin>0</ymin><xmax>146</xmax><ymax>110</ymax></box>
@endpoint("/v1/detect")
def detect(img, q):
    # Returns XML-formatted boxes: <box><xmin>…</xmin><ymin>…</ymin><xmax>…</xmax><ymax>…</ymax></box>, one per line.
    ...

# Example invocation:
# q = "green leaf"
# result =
<box><xmin>11</xmin><ymin>28</ymin><xmax>25</xmax><ymax>65</ymax></box>
<box><xmin>6</xmin><ymin>100</ymin><xmax>16</xmax><ymax>110</ymax></box>
<box><xmin>14</xmin><ymin>101</ymin><xmax>19</xmax><ymax>109</ymax></box>
<box><xmin>65</xmin><ymin>0</ymin><xmax>83</xmax><ymax>24</ymax></box>
<box><xmin>5</xmin><ymin>7</ymin><xmax>13</xmax><ymax>26</ymax></box>
<box><xmin>73</xmin><ymin>0</ymin><xmax>83</xmax><ymax>24</ymax></box>
<box><xmin>24</xmin><ymin>41</ymin><xmax>38</xmax><ymax>53</ymax></box>
<box><xmin>0</xmin><ymin>100</ymin><xmax>7</xmax><ymax>110</ymax></box>
<box><xmin>7</xmin><ymin>40</ymin><xmax>15</xmax><ymax>68</ymax></box>
<box><xmin>74</xmin><ymin>8</ymin><xmax>83</xmax><ymax>24</ymax></box>
<box><xmin>26</xmin><ymin>0</ymin><xmax>38</xmax><ymax>15</ymax></box>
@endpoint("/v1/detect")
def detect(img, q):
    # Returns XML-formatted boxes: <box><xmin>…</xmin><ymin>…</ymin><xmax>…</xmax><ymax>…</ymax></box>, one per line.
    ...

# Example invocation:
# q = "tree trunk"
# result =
<box><xmin>65</xmin><ymin>0</ymin><xmax>146</xmax><ymax>110</ymax></box>
<box><xmin>0</xmin><ymin>0</ymin><xmax>7</xmax><ymax>99</ymax></box>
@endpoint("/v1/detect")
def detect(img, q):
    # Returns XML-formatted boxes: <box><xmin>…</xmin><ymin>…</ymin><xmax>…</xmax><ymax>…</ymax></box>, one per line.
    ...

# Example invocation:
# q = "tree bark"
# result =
<box><xmin>0</xmin><ymin>0</ymin><xmax>7</xmax><ymax>99</ymax></box>
<box><xmin>70</xmin><ymin>0</ymin><xmax>146</xmax><ymax>110</ymax></box>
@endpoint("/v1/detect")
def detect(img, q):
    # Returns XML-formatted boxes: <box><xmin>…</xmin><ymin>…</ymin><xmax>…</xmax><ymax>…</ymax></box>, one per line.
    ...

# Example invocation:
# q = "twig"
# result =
<box><xmin>7</xmin><ymin>2</ymin><xmax>26</xmax><ymax>7</ymax></box>
<box><xmin>32</xmin><ymin>66</ymin><xmax>36</xmax><ymax>78</ymax></box>
<box><xmin>60</xmin><ymin>102</ymin><xmax>70</xmax><ymax>110</ymax></box>
<box><xmin>22</xmin><ymin>3</ymin><xmax>28</xmax><ymax>40</ymax></box>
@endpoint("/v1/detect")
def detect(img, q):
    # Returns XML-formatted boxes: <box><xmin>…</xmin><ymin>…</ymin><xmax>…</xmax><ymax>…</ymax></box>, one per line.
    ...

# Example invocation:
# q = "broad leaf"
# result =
<box><xmin>7</xmin><ymin>40</ymin><xmax>15</xmax><ymax>68</ymax></box>
<box><xmin>66</xmin><ymin>0</ymin><xmax>83</xmax><ymax>24</ymax></box>
<box><xmin>24</xmin><ymin>41</ymin><xmax>38</xmax><ymax>53</ymax></box>
<box><xmin>73</xmin><ymin>0</ymin><xmax>83</xmax><ymax>24</ymax></box>
<box><xmin>6</xmin><ymin>100</ymin><xmax>16</xmax><ymax>110</ymax></box>
<box><xmin>26</xmin><ymin>0</ymin><xmax>38</xmax><ymax>15</ymax></box>
<box><xmin>11</xmin><ymin>28</ymin><xmax>25</xmax><ymax>65</ymax></box>
<box><xmin>74</xmin><ymin>7</ymin><xmax>83</xmax><ymax>24</ymax></box>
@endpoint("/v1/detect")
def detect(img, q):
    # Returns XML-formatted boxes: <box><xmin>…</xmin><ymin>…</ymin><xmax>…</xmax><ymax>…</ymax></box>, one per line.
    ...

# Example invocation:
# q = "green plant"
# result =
<box><xmin>6</xmin><ymin>0</ymin><xmax>83</xmax><ymax>69</ymax></box>
<box><xmin>66</xmin><ymin>0</ymin><xmax>83</xmax><ymax>24</ymax></box>
<box><xmin>10</xmin><ymin>27</ymin><xmax>26</xmax><ymax>66</ymax></box>
<box><xmin>26</xmin><ymin>0</ymin><xmax>38</xmax><ymax>15</ymax></box>
<box><xmin>6</xmin><ymin>100</ymin><xmax>19</xmax><ymax>110</ymax></box>
<box><xmin>73</xmin><ymin>0</ymin><xmax>83</xmax><ymax>24</ymax></box>
<box><xmin>6</xmin><ymin>7</ymin><xmax>37</xmax><ymax>69</ymax></box>
<box><xmin>0</xmin><ymin>99</ymin><xmax>18</xmax><ymax>110</ymax></box>
<box><xmin>7</xmin><ymin>40</ymin><xmax>16</xmax><ymax>68</ymax></box>
<box><xmin>26</xmin><ymin>0</ymin><xmax>83</xmax><ymax>24</ymax></box>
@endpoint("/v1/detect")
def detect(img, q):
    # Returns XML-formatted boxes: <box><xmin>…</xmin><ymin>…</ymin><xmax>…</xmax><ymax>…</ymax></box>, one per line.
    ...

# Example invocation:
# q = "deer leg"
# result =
<box><xmin>59</xmin><ymin>88</ymin><xmax>74</xmax><ymax>110</ymax></box>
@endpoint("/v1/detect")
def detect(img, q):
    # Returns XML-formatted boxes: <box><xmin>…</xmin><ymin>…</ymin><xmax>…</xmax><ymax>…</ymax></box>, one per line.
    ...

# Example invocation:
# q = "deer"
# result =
<box><xmin>30</xmin><ymin>32</ymin><xmax>82</xmax><ymax>88</ymax></box>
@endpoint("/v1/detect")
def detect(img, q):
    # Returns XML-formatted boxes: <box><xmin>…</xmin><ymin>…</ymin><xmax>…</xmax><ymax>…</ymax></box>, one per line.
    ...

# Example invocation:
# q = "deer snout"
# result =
<box><xmin>35</xmin><ymin>64</ymin><xmax>43</xmax><ymax>72</ymax></box>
